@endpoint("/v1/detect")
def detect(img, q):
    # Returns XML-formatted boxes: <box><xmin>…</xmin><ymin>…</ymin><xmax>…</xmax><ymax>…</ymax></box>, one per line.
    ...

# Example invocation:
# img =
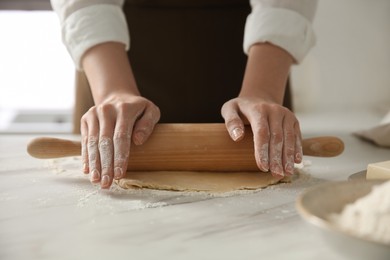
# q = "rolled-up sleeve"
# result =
<box><xmin>50</xmin><ymin>0</ymin><xmax>129</xmax><ymax>69</ymax></box>
<box><xmin>244</xmin><ymin>0</ymin><xmax>318</xmax><ymax>63</ymax></box>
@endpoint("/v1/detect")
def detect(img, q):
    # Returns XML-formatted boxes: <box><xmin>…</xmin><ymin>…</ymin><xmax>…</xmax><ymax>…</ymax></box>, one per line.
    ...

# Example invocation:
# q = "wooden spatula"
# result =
<box><xmin>27</xmin><ymin>123</ymin><xmax>344</xmax><ymax>172</ymax></box>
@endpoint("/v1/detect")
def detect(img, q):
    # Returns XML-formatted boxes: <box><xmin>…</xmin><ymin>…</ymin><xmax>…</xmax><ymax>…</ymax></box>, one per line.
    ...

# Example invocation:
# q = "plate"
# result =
<box><xmin>296</xmin><ymin>180</ymin><xmax>389</xmax><ymax>260</ymax></box>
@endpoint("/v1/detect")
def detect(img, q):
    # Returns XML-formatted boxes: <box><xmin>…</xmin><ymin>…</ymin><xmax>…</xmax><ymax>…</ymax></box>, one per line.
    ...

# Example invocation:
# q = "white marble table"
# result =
<box><xmin>1</xmin><ymin>127</ymin><xmax>389</xmax><ymax>260</ymax></box>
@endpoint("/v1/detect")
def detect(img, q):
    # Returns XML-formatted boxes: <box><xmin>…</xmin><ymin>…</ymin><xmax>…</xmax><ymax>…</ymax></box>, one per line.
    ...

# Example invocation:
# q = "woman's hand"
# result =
<box><xmin>80</xmin><ymin>93</ymin><xmax>160</xmax><ymax>189</ymax></box>
<box><xmin>222</xmin><ymin>42</ymin><xmax>301</xmax><ymax>177</ymax></box>
<box><xmin>81</xmin><ymin>42</ymin><xmax>160</xmax><ymax>189</ymax></box>
<box><xmin>221</xmin><ymin>97</ymin><xmax>302</xmax><ymax>177</ymax></box>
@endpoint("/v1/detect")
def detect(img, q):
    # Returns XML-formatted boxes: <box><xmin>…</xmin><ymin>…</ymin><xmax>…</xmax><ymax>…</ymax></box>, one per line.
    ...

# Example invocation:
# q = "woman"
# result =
<box><xmin>51</xmin><ymin>0</ymin><xmax>317</xmax><ymax>189</ymax></box>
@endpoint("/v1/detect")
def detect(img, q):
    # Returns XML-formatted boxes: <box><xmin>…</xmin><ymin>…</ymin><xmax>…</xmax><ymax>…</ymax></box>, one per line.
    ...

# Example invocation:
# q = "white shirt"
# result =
<box><xmin>50</xmin><ymin>0</ymin><xmax>317</xmax><ymax>69</ymax></box>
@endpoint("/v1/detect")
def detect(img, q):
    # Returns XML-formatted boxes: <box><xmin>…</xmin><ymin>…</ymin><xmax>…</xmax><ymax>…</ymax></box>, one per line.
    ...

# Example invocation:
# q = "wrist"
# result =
<box><xmin>97</xmin><ymin>89</ymin><xmax>141</xmax><ymax>105</ymax></box>
<box><xmin>240</xmin><ymin>43</ymin><xmax>292</xmax><ymax>104</ymax></box>
<box><xmin>82</xmin><ymin>42</ymin><xmax>140</xmax><ymax>104</ymax></box>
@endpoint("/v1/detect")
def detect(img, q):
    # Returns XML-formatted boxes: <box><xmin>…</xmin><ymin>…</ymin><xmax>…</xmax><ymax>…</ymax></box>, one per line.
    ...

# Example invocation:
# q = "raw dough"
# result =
<box><xmin>116</xmin><ymin>171</ymin><xmax>291</xmax><ymax>192</ymax></box>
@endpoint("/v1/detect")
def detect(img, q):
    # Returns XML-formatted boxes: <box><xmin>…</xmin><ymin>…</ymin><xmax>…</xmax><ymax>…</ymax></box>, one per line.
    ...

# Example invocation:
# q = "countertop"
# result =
<box><xmin>1</xmin><ymin>112</ymin><xmax>389</xmax><ymax>260</ymax></box>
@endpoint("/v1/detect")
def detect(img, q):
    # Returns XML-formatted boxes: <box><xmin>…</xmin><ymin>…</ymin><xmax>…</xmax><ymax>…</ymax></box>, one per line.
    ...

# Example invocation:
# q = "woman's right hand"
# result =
<box><xmin>80</xmin><ymin>93</ymin><xmax>160</xmax><ymax>189</ymax></box>
<box><xmin>79</xmin><ymin>42</ymin><xmax>160</xmax><ymax>189</ymax></box>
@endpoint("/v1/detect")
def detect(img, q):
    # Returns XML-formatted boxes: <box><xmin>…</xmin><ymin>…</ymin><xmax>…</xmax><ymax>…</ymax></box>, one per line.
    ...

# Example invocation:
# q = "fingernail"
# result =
<box><xmin>90</xmin><ymin>169</ymin><xmax>100</xmax><ymax>182</ymax></box>
<box><xmin>134</xmin><ymin>132</ymin><xmax>145</xmax><ymax>145</ymax></box>
<box><xmin>101</xmin><ymin>175</ymin><xmax>110</xmax><ymax>187</ymax></box>
<box><xmin>231</xmin><ymin>128</ymin><xmax>244</xmax><ymax>141</ymax></box>
<box><xmin>114</xmin><ymin>167</ymin><xmax>123</xmax><ymax>179</ymax></box>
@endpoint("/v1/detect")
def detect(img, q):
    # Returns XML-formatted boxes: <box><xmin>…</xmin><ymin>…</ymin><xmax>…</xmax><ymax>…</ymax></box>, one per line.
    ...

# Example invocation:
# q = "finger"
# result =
<box><xmin>221</xmin><ymin>101</ymin><xmax>245</xmax><ymax>142</ymax></box>
<box><xmin>294</xmin><ymin>121</ymin><xmax>303</xmax><ymax>163</ymax></box>
<box><xmin>282</xmin><ymin>116</ymin><xmax>296</xmax><ymax>176</ymax></box>
<box><xmin>247</xmin><ymin>108</ymin><xmax>270</xmax><ymax>173</ymax></box>
<box><xmin>132</xmin><ymin>104</ymin><xmax>160</xmax><ymax>146</ymax></box>
<box><xmin>97</xmin><ymin>104</ymin><xmax>116</xmax><ymax>189</ymax></box>
<box><xmin>113</xmin><ymin>104</ymin><xmax>134</xmax><ymax>180</ymax></box>
<box><xmin>86</xmin><ymin>108</ymin><xmax>101</xmax><ymax>183</ymax></box>
<box><xmin>113</xmin><ymin>130</ymin><xmax>131</xmax><ymax>180</ymax></box>
<box><xmin>268</xmin><ymin>107</ymin><xmax>285</xmax><ymax>178</ymax></box>
<box><xmin>98</xmin><ymin>137</ymin><xmax>114</xmax><ymax>188</ymax></box>
<box><xmin>80</xmin><ymin>118</ymin><xmax>89</xmax><ymax>174</ymax></box>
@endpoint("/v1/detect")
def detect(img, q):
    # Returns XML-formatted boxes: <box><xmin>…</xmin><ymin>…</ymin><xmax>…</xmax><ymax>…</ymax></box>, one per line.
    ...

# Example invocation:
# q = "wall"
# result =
<box><xmin>0</xmin><ymin>11</ymin><xmax>74</xmax><ymax>133</ymax></box>
<box><xmin>0</xmin><ymin>0</ymin><xmax>51</xmax><ymax>10</ymax></box>
<box><xmin>291</xmin><ymin>0</ymin><xmax>390</xmax><ymax>114</ymax></box>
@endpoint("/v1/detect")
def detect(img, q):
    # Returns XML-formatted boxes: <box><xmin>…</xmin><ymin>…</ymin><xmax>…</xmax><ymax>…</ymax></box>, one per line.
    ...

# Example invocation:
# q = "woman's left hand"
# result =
<box><xmin>221</xmin><ymin>96</ymin><xmax>302</xmax><ymax>178</ymax></box>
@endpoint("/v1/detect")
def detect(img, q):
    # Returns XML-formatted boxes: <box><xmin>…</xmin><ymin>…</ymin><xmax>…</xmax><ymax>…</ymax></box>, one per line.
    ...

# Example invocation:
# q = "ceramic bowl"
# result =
<box><xmin>296</xmin><ymin>180</ymin><xmax>389</xmax><ymax>260</ymax></box>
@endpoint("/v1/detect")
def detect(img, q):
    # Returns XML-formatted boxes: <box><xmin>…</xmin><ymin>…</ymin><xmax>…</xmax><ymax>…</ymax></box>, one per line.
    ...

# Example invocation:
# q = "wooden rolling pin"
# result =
<box><xmin>27</xmin><ymin>123</ymin><xmax>344</xmax><ymax>172</ymax></box>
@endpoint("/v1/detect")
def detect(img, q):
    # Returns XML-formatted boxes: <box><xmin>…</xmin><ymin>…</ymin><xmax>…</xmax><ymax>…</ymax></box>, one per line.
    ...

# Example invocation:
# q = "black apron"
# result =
<box><xmin>74</xmin><ymin>0</ymin><xmax>292</xmax><ymax>133</ymax></box>
<box><xmin>123</xmin><ymin>0</ymin><xmax>292</xmax><ymax>123</ymax></box>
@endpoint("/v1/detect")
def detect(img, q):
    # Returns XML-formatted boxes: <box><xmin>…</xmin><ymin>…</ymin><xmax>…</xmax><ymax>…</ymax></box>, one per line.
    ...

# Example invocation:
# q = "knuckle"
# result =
<box><xmin>284</xmin><ymin>130</ymin><xmax>295</xmax><ymax>140</ymax></box>
<box><xmin>252</xmin><ymin>103</ymin><xmax>289</xmax><ymax>114</ymax></box>
<box><xmin>97</xmin><ymin>103</ymin><xmax>114</xmax><ymax>115</ymax></box>
<box><xmin>80</xmin><ymin>114</ymin><xmax>88</xmax><ymax>123</ymax></box>
<box><xmin>140</xmin><ymin>119</ymin><xmax>154</xmax><ymax>131</ymax></box>
<box><xmin>87</xmin><ymin>106</ymin><xmax>97</xmax><ymax>113</ymax></box>
<box><xmin>87</xmin><ymin>136</ymin><xmax>98</xmax><ymax>149</ymax></box>
<box><xmin>254</xmin><ymin>125</ymin><xmax>269</xmax><ymax>139</ymax></box>
<box><xmin>116</xmin><ymin>101</ymin><xmax>132</xmax><ymax>112</ymax></box>
<box><xmin>113</xmin><ymin>130</ymin><xmax>131</xmax><ymax>140</ymax></box>
<box><xmin>88</xmin><ymin>135</ymin><xmax>98</xmax><ymax>144</ymax></box>
<box><xmin>270</xmin><ymin>131</ymin><xmax>283</xmax><ymax>142</ymax></box>
<box><xmin>252</xmin><ymin>102</ymin><xmax>268</xmax><ymax>112</ymax></box>
<box><xmin>221</xmin><ymin>99</ymin><xmax>235</xmax><ymax>111</ymax></box>
<box><xmin>114</xmin><ymin>158</ymin><xmax>127</xmax><ymax>167</ymax></box>
<box><xmin>269</xmin><ymin>103</ymin><xmax>282</xmax><ymax>111</ymax></box>
<box><xmin>98</xmin><ymin>136</ymin><xmax>112</xmax><ymax>146</ymax></box>
<box><xmin>225</xmin><ymin>117</ymin><xmax>242</xmax><ymax>127</ymax></box>
<box><xmin>81</xmin><ymin>107</ymin><xmax>96</xmax><ymax>121</ymax></box>
<box><xmin>285</xmin><ymin>145</ymin><xmax>295</xmax><ymax>154</ymax></box>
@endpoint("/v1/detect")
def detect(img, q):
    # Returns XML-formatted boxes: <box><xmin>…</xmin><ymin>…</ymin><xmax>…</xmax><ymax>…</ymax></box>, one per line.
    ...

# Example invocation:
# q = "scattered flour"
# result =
<box><xmin>329</xmin><ymin>180</ymin><xmax>390</xmax><ymax>245</ymax></box>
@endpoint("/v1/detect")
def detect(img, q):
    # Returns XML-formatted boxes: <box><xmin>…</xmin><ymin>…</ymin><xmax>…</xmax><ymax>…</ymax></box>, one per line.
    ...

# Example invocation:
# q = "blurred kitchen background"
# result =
<box><xmin>0</xmin><ymin>0</ymin><xmax>389</xmax><ymax>134</ymax></box>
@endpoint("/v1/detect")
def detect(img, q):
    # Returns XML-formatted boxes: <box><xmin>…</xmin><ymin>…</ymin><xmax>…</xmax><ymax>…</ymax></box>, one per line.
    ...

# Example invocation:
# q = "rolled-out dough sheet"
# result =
<box><xmin>116</xmin><ymin>171</ymin><xmax>292</xmax><ymax>192</ymax></box>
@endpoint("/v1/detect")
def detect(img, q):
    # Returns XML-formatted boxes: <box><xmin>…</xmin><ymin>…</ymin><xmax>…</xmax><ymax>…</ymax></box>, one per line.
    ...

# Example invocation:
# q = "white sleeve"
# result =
<box><xmin>50</xmin><ymin>0</ymin><xmax>129</xmax><ymax>70</ymax></box>
<box><xmin>244</xmin><ymin>0</ymin><xmax>318</xmax><ymax>63</ymax></box>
